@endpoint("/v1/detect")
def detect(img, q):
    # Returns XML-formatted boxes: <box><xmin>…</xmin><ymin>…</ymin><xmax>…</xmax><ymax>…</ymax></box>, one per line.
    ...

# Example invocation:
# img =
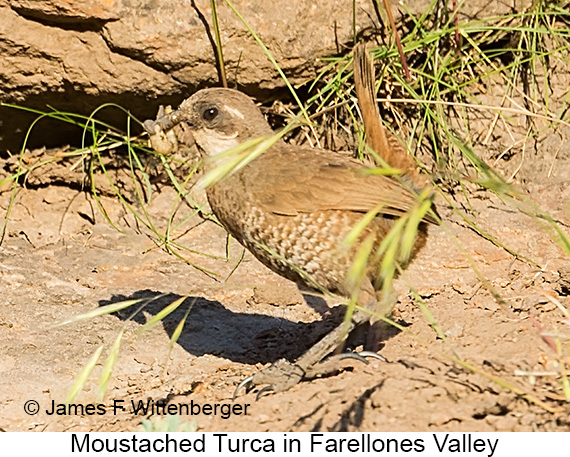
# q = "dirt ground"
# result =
<box><xmin>1</xmin><ymin>124</ymin><xmax>570</xmax><ymax>432</ymax></box>
<box><xmin>2</xmin><ymin>11</ymin><xmax>570</xmax><ymax>428</ymax></box>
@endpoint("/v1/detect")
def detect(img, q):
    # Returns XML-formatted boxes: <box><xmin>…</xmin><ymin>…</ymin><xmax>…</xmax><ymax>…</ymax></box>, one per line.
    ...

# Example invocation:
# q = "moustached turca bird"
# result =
<box><xmin>144</xmin><ymin>77</ymin><xmax>437</xmax><ymax>398</ymax></box>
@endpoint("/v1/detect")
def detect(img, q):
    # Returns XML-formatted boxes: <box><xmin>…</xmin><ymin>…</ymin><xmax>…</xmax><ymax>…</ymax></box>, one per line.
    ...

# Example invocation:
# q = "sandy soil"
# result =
<box><xmin>2</xmin><ymin>15</ymin><xmax>570</xmax><ymax>429</ymax></box>
<box><xmin>1</xmin><ymin>128</ymin><xmax>570</xmax><ymax>432</ymax></box>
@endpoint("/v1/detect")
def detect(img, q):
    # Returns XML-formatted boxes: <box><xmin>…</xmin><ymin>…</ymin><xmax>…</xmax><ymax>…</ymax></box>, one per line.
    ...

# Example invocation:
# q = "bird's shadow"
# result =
<box><xmin>99</xmin><ymin>290</ymin><xmax>346</xmax><ymax>365</ymax></box>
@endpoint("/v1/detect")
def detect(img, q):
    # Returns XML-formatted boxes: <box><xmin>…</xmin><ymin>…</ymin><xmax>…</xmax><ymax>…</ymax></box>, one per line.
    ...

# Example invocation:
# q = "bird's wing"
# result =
<box><xmin>245</xmin><ymin>145</ymin><xmax>437</xmax><ymax>224</ymax></box>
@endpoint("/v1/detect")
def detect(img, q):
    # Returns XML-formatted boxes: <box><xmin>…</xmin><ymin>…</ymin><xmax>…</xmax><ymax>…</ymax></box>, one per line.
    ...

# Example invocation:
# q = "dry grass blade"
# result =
<box><xmin>210</xmin><ymin>0</ymin><xmax>227</xmax><ymax>87</ymax></box>
<box><xmin>136</xmin><ymin>295</ymin><xmax>188</xmax><ymax>335</ymax></box>
<box><xmin>66</xmin><ymin>345</ymin><xmax>104</xmax><ymax>404</ymax></box>
<box><xmin>169</xmin><ymin>298</ymin><xmax>197</xmax><ymax>351</ymax></box>
<box><xmin>97</xmin><ymin>329</ymin><xmax>124</xmax><ymax>402</ymax></box>
<box><xmin>57</xmin><ymin>298</ymin><xmax>151</xmax><ymax>327</ymax></box>
<box><xmin>56</xmin><ymin>298</ymin><xmax>154</xmax><ymax>327</ymax></box>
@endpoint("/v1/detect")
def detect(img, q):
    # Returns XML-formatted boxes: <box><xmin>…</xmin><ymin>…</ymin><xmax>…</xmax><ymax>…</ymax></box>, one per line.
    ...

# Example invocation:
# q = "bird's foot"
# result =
<box><xmin>233</xmin><ymin>359</ymin><xmax>304</xmax><ymax>400</ymax></box>
<box><xmin>233</xmin><ymin>351</ymin><xmax>383</xmax><ymax>400</ymax></box>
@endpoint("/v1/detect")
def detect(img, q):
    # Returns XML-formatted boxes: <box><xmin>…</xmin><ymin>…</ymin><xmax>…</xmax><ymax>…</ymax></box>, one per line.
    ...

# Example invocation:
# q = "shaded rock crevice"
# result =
<box><xmin>0</xmin><ymin>0</ymin><xmax>390</xmax><ymax>151</ymax></box>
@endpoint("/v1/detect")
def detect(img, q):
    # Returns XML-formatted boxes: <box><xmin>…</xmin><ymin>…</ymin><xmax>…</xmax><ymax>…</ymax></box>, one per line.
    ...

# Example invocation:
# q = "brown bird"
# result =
<box><xmin>144</xmin><ymin>86</ymin><xmax>436</xmax><ymax>397</ymax></box>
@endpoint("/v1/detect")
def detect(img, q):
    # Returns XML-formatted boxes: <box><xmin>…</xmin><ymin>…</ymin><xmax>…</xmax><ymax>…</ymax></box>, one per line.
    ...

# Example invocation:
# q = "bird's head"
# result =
<box><xmin>144</xmin><ymin>88</ymin><xmax>273</xmax><ymax>157</ymax></box>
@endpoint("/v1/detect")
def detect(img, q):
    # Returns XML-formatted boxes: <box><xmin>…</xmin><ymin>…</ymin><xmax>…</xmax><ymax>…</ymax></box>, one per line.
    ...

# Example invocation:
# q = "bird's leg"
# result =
<box><xmin>365</xmin><ymin>287</ymin><xmax>398</xmax><ymax>352</ymax></box>
<box><xmin>233</xmin><ymin>284</ymin><xmax>389</xmax><ymax>399</ymax></box>
<box><xmin>297</xmin><ymin>309</ymin><xmax>380</xmax><ymax>378</ymax></box>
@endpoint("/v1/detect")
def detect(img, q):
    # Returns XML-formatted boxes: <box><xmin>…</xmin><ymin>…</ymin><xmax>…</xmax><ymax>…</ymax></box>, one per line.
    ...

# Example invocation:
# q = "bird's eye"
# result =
<box><xmin>201</xmin><ymin>107</ymin><xmax>219</xmax><ymax>122</ymax></box>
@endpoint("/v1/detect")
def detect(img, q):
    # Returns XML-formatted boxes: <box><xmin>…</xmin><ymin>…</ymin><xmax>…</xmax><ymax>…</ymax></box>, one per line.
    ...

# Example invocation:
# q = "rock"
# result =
<box><xmin>0</xmin><ymin>0</ymin><xmax>378</xmax><ymax>151</ymax></box>
<box><xmin>8</xmin><ymin>0</ymin><xmax>119</xmax><ymax>23</ymax></box>
<box><xmin>0</xmin><ymin>0</ymin><xmax>531</xmax><ymax>152</ymax></box>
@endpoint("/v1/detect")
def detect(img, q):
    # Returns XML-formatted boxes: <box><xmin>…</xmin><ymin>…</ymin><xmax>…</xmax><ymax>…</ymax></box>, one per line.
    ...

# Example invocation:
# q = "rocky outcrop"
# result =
<box><xmin>0</xmin><ymin>0</ymin><xmax>526</xmax><ymax>152</ymax></box>
<box><xmin>0</xmin><ymin>0</ymin><xmax>379</xmax><ymax>151</ymax></box>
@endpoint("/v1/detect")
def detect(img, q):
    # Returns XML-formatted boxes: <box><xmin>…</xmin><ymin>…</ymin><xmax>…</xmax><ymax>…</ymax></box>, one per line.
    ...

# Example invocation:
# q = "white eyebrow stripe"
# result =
<box><xmin>224</xmin><ymin>105</ymin><xmax>245</xmax><ymax>119</ymax></box>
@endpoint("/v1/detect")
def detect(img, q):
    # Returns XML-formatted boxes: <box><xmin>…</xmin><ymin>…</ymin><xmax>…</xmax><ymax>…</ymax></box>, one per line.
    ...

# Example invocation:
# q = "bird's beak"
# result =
<box><xmin>143</xmin><ymin>106</ymin><xmax>188</xmax><ymax>155</ymax></box>
<box><xmin>143</xmin><ymin>106</ymin><xmax>183</xmax><ymax>136</ymax></box>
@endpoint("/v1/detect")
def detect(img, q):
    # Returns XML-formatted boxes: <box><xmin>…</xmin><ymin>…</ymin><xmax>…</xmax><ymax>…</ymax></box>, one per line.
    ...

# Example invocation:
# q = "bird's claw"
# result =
<box><xmin>339</xmin><ymin>350</ymin><xmax>385</xmax><ymax>363</ymax></box>
<box><xmin>232</xmin><ymin>375</ymin><xmax>254</xmax><ymax>401</ymax></box>
<box><xmin>232</xmin><ymin>359</ymin><xmax>305</xmax><ymax>401</ymax></box>
<box><xmin>255</xmin><ymin>385</ymin><xmax>275</xmax><ymax>401</ymax></box>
